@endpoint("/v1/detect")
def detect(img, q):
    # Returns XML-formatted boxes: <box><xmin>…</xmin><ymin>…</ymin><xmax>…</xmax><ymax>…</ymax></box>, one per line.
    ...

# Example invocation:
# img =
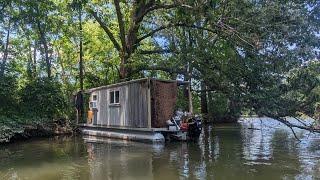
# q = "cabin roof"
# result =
<box><xmin>86</xmin><ymin>78</ymin><xmax>189</xmax><ymax>93</ymax></box>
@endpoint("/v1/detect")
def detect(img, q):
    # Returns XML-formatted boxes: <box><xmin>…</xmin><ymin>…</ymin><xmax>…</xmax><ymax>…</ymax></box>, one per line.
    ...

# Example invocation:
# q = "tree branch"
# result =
<box><xmin>139</xmin><ymin>49</ymin><xmax>173</xmax><ymax>54</ymax></box>
<box><xmin>144</xmin><ymin>3</ymin><xmax>180</xmax><ymax>16</ymax></box>
<box><xmin>114</xmin><ymin>0</ymin><xmax>126</xmax><ymax>51</ymax></box>
<box><xmin>143</xmin><ymin>2</ymin><xmax>193</xmax><ymax>18</ymax></box>
<box><xmin>262</xmin><ymin>113</ymin><xmax>320</xmax><ymax>134</ymax></box>
<box><xmin>136</xmin><ymin>23</ymin><xmax>218</xmax><ymax>44</ymax></box>
<box><xmin>87</xmin><ymin>8</ymin><xmax>121</xmax><ymax>52</ymax></box>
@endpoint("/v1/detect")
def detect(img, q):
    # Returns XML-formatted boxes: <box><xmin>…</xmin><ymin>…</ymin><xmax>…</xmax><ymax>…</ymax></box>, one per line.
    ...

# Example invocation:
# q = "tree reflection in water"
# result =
<box><xmin>0</xmin><ymin>118</ymin><xmax>319</xmax><ymax>180</ymax></box>
<box><xmin>84</xmin><ymin>118</ymin><xmax>320</xmax><ymax>180</ymax></box>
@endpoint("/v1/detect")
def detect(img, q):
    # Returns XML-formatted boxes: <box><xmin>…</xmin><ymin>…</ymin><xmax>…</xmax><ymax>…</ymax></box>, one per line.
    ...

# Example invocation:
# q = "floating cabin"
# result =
<box><xmin>79</xmin><ymin>78</ymin><xmax>193</xmax><ymax>143</ymax></box>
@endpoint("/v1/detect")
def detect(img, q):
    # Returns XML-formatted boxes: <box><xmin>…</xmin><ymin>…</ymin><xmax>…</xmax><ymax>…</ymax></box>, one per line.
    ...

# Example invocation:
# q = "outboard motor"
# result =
<box><xmin>187</xmin><ymin>118</ymin><xmax>202</xmax><ymax>140</ymax></box>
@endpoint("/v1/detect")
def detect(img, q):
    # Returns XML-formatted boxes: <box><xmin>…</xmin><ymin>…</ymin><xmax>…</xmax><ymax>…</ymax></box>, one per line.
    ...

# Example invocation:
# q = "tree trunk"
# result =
<box><xmin>79</xmin><ymin>8</ymin><xmax>84</xmax><ymax>90</ymax></box>
<box><xmin>0</xmin><ymin>20</ymin><xmax>11</xmax><ymax>77</ymax></box>
<box><xmin>27</xmin><ymin>41</ymin><xmax>33</xmax><ymax>78</ymax></box>
<box><xmin>314</xmin><ymin>104</ymin><xmax>320</xmax><ymax>126</ymax></box>
<box><xmin>33</xmin><ymin>41</ymin><xmax>37</xmax><ymax>76</ymax></box>
<box><xmin>200</xmin><ymin>81</ymin><xmax>208</xmax><ymax>121</ymax></box>
<box><xmin>37</xmin><ymin>20</ymin><xmax>51</xmax><ymax>78</ymax></box>
<box><xmin>207</xmin><ymin>91</ymin><xmax>213</xmax><ymax>122</ymax></box>
<box><xmin>119</xmin><ymin>52</ymin><xmax>129</xmax><ymax>80</ymax></box>
<box><xmin>77</xmin><ymin>6</ymin><xmax>85</xmax><ymax>124</ymax></box>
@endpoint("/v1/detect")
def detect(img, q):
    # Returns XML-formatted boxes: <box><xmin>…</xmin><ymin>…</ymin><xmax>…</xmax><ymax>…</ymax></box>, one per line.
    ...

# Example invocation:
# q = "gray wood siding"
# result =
<box><xmin>92</xmin><ymin>81</ymin><xmax>148</xmax><ymax>128</ymax></box>
<box><xmin>126</xmin><ymin>82</ymin><xmax>148</xmax><ymax>127</ymax></box>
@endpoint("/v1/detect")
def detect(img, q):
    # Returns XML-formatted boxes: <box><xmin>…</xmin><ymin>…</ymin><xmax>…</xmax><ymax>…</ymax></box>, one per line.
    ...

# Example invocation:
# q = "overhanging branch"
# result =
<box><xmin>139</xmin><ymin>49</ymin><xmax>173</xmax><ymax>54</ymax></box>
<box><xmin>142</xmin><ymin>3</ymin><xmax>192</xmax><ymax>20</ymax></box>
<box><xmin>87</xmin><ymin>8</ymin><xmax>121</xmax><ymax>52</ymax></box>
<box><xmin>136</xmin><ymin>23</ymin><xmax>218</xmax><ymax>44</ymax></box>
<box><xmin>260</xmin><ymin>112</ymin><xmax>320</xmax><ymax>134</ymax></box>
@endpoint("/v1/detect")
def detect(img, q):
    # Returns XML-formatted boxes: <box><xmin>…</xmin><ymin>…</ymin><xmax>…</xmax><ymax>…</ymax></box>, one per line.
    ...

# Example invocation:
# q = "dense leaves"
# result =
<box><xmin>0</xmin><ymin>75</ymin><xmax>18</xmax><ymax>114</ymax></box>
<box><xmin>20</xmin><ymin>78</ymin><xmax>68</xmax><ymax>118</ymax></box>
<box><xmin>0</xmin><ymin>0</ymin><xmax>319</xmax><ymax>131</ymax></box>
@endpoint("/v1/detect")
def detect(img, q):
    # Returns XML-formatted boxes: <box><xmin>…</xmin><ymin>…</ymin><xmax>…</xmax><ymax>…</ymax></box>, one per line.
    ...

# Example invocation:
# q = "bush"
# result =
<box><xmin>20</xmin><ymin>78</ymin><xmax>68</xmax><ymax>119</ymax></box>
<box><xmin>0</xmin><ymin>75</ymin><xmax>19</xmax><ymax>115</ymax></box>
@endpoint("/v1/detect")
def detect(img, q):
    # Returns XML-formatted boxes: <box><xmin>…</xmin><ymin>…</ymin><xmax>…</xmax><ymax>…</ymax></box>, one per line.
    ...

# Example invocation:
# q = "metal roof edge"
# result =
<box><xmin>85</xmin><ymin>78</ymin><xmax>189</xmax><ymax>93</ymax></box>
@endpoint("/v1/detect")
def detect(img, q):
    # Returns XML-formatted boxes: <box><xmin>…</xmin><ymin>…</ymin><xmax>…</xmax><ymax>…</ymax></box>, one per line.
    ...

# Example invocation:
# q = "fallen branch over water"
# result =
<box><xmin>263</xmin><ymin>114</ymin><xmax>320</xmax><ymax>141</ymax></box>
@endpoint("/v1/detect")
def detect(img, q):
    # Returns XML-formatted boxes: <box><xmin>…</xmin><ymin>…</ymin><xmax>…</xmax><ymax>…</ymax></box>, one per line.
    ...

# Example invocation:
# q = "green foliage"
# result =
<box><xmin>175</xmin><ymin>88</ymin><xmax>189</xmax><ymax>112</ymax></box>
<box><xmin>207</xmin><ymin>92</ymin><xmax>229</xmax><ymax>121</ymax></box>
<box><xmin>0</xmin><ymin>115</ymin><xmax>55</xmax><ymax>143</ymax></box>
<box><xmin>0</xmin><ymin>75</ymin><xmax>18</xmax><ymax>115</ymax></box>
<box><xmin>20</xmin><ymin>78</ymin><xmax>68</xmax><ymax>119</ymax></box>
<box><xmin>284</xmin><ymin>61</ymin><xmax>320</xmax><ymax>117</ymax></box>
<box><xmin>0</xmin><ymin>74</ymin><xmax>72</xmax><ymax>121</ymax></box>
<box><xmin>0</xmin><ymin>0</ymin><xmax>319</xmax><ymax>126</ymax></box>
<box><xmin>0</xmin><ymin>76</ymin><xmax>70</xmax><ymax>142</ymax></box>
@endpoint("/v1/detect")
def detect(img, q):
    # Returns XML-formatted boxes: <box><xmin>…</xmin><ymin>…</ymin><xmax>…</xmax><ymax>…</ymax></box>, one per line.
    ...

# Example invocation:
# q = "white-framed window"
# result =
<box><xmin>109</xmin><ymin>90</ymin><xmax>120</xmax><ymax>105</ymax></box>
<box><xmin>89</xmin><ymin>94</ymin><xmax>98</xmax><ymax>108</ymax></box>
<box><xmin>89</xmin><ymin>101</ymin><xmax>97</xmax><ymax>108</ymax></box>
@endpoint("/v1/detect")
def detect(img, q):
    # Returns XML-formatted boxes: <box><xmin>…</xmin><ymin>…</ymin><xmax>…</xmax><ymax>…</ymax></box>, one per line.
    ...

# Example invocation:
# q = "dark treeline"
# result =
<box><xmin>0</xmin><ymin>0</ymin><xmax>319</xmax><ymax>139</ymax></box>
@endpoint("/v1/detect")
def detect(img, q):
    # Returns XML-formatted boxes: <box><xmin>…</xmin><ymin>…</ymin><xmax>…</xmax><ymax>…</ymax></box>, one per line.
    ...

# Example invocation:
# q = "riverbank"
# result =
<box><xmin>0</xmin><ymin>116</ymin><xmax>73</xmax><ymax>144</ymax></box>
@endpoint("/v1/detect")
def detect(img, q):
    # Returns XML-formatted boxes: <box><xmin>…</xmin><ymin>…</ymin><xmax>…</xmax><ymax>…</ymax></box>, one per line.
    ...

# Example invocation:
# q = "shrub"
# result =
<box><xmin>20</xmin><ymin>78</ymin><xmax>68</xmax><ymax>119</ymax></box>
<box><xmin>0</xmin><ymin>75</ymin><xmax>18</xmax><ymax>115</ymax></box>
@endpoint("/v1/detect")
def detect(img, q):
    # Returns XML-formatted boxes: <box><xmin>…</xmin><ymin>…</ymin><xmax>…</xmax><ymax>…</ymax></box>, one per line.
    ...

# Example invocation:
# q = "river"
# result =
<box><xmin>0</xmin><ymin>117</ymin><xmax>319</xmax><ymax>180</ymax></box>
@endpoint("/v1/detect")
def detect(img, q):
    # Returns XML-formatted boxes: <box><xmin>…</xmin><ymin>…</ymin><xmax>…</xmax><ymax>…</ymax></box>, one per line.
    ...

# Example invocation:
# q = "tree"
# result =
<box><xmin>0</xmin><ymin>0</ymin><xmax>13</xmax><ymax>76</ymax></box>
<box><xmin>0</xmin><ymin>0</ymin><xmax>319</xmax><ymax>135</ymax></box>
<box><xmin>86</xmin><ymin>1</ymin><xmax>199</xmax><ymax>79</ymax></box>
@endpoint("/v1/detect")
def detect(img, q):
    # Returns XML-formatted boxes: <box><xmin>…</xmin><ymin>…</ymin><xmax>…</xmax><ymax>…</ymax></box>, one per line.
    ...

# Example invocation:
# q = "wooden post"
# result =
<box><xmin>147</xmin><ymin>78</ymin><xmax>152</xmax><ymax>128</ymax></box>
<box><xmin>188</xmin><ymin>83</ymin><xmax>193</xmax><ymax>114</ymax></box>
<box><xmin>76</xmin><ymin>109</ymin><xmax>79</xmax><ymax>125</ymax></box>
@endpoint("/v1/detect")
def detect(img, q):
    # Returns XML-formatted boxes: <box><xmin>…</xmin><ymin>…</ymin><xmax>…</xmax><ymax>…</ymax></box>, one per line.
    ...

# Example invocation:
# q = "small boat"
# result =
<box><xmin>166</xmin><ymin>113</ymin><xmax>202</xmax><ymax>141</ymax></box>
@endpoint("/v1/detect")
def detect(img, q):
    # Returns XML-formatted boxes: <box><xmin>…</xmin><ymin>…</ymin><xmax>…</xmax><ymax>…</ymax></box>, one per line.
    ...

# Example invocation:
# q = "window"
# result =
<box><xmin>110</xmin><ymin>90</ymin><xmax>120</xmax><ymax>104</ymax></box>
<box><xmin>89</xmin><ymin>101</ymin><xmax>97</xmax><ymax>108</ymax></box>
<box><xmin>89</xmin><ymin>94</ymin><xmax>98</xmax><ymax>108</ymax></box>
<box><xmin>92</xmin><ymin>94</ymin><xmax>97</xmax><ymax>101</ymax></box>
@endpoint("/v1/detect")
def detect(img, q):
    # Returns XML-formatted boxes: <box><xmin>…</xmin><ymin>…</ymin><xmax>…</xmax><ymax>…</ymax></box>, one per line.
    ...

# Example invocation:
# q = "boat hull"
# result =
<box><xmin>79</xmin><ymin>124</ymin><xmax>166</xmax><ymax>143</ymax></box>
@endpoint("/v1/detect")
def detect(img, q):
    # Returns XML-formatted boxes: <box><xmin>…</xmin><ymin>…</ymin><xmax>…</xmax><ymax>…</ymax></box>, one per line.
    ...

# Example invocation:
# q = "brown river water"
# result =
<box><xmin>0</xmin><ymin>117</ymin><xmax>319</xmax><ymax>180</ymax></box>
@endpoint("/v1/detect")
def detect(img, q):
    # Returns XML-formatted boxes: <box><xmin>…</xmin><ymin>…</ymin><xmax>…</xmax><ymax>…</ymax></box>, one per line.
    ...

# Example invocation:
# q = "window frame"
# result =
<box><xmin>92</xmin><ymin>94</ymin><xmax>98</xmax><ymax>101</ymax></box>
<box><xmin>109</xmin><ymin>89</ymin><xmax>120</xmax><ymax>105</ymax></box>
<box><xmin>89</xmin><ymin>93</ymin><xmax>98</xmax><ymax>108</ymax></box>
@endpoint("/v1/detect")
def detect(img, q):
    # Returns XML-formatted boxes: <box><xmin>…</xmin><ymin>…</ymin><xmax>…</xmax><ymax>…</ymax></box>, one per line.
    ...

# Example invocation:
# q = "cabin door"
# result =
<box><xmin>108</xmin><ymin>89</ymin><xmax>121</xmax><ymax>126</ymax></box>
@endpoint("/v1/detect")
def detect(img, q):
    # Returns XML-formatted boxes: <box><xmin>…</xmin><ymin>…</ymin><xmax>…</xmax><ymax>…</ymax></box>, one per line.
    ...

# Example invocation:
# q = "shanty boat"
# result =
<box><xmin>77</xmin><ymin>78</ymin><xmax>201</xmax><ymax>143</ymax></box>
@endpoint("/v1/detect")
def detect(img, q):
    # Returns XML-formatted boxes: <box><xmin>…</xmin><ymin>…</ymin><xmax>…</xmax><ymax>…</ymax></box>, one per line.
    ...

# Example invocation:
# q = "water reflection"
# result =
<box><xmin>0</xmin><ymin>118</ymin><xmax>319</xmax><ymax>180</ymax></box>
<box><xmin>85</xmin><ymin>137</ymin><xmax>164</xmax><ymax>180</ymax></box>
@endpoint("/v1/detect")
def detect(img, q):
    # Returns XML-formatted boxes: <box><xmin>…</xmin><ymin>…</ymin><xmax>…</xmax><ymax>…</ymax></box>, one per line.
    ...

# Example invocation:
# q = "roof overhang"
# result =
<box><xmin>85</xmin><ymin>78</ymin><xmax>190</xmax><ymax>93</ymax></box>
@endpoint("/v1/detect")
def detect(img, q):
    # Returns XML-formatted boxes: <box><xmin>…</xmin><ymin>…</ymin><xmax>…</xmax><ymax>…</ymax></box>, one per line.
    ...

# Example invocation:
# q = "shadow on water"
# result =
<box><xmin>0</xmin><ymin>118</ymin><xmax>320</xmax><ymax>180</ymax></box>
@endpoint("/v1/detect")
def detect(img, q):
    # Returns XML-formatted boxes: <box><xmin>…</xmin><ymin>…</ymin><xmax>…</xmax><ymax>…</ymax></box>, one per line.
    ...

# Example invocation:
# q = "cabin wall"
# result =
<box><xmin>150</xmin><ymin>80</ymin><xmax>178</xmax><ymax>128</ymax></box>
<box><xmin>92</xmin><ymin>81</ymin><xmax>149</xmax><ymax>128</ymax></box>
